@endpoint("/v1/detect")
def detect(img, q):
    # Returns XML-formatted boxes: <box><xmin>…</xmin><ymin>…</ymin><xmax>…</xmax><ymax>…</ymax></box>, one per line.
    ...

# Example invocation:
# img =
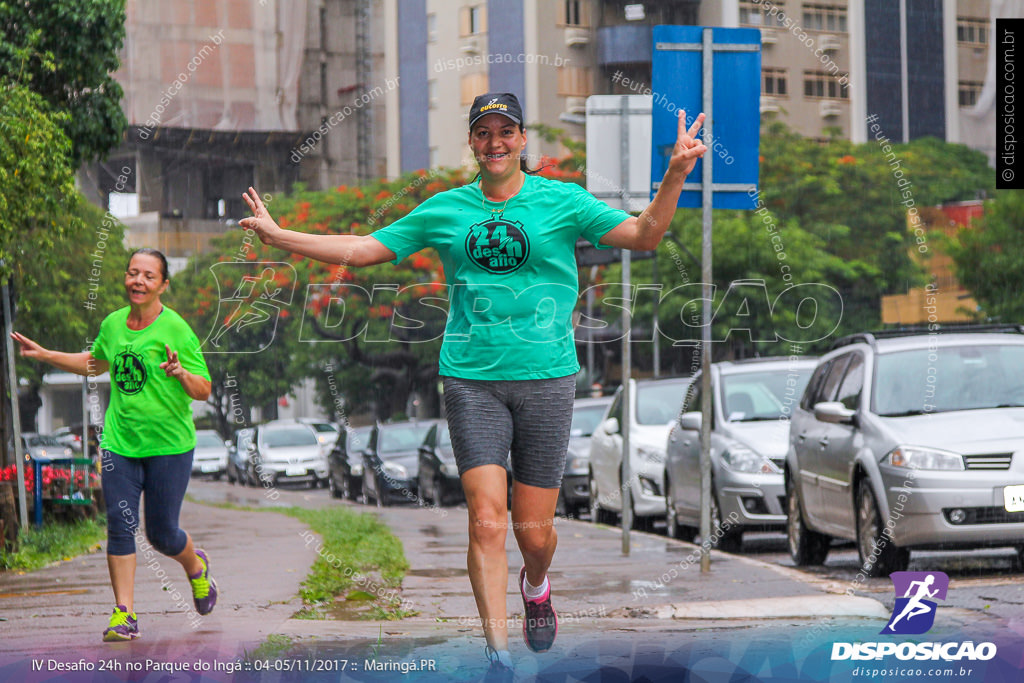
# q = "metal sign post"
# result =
<box><xmin>651</xmin><ymin>26</ymin><xmax>760</xmax><ymax>572</ymax></box>
<box><xmin>2</xmin><ymin>278</ymin><xmax>28</xmax><ymax>530</ymax></box>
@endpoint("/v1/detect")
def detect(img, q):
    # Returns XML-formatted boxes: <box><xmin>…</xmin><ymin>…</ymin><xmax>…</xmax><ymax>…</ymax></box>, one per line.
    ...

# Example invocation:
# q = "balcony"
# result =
<box><xmin>761</xmin><ymin>28</ymin><xmax>778</xmax><ymax>45</ymax></box>
<box><xmin>596</xmin><ymin>25</ymin><xmax>652</xmax><ymax>67</ymax></box>
<box><xmin>819</xmin><ymin>99</ymin><xmax>842</xmax><ymax>117</ymax></box>
<box><xmin>760</xmin><ymin>96</ymin><xmax>782</xmax><ymax>113</ymax></box>
<box><xmin>818</xmin><ymin>34</ymin><xmax>841</xmax><ymax>51</ymax></box>
<box><xmin>564</xmin><ymin>27</ymin><xmax>590</xmax><ymax>47</ymax></box>
<box><xmin>460</xmin><ymin>36</ymin><xmax>481</xmax><ymax>54</ymax></box>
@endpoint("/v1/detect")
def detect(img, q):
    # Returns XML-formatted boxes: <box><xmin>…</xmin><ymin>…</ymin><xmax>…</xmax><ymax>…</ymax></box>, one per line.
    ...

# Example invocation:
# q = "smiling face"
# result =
<box><xmin>124</xmin><ymin>253</ymin><xmax>168</xmax><ymax>306</ymax></box>
<box><xmin>468</xmin><ymin>114</ymin><xmax>527</xmax><ymax>182</ymax></box>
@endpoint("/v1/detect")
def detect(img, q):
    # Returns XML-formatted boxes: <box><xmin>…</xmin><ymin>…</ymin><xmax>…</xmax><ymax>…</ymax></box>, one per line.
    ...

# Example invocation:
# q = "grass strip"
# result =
<box><xmin>0</xmin><ymin>515</ymin><xmax>106</xmax><ymax>572</ymax></box>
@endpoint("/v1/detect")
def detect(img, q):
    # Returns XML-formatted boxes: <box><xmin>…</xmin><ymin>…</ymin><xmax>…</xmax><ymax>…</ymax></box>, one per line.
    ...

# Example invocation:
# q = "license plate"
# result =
<box><xmin>286</xmin><ymin>466</ymin><xmax>307</xmax><ymax>476</ymax></box>
<box><xmin>1004</xmin><ymin>484</ymin><xmax>1024</xmax><ymax>513</ymax></box>
<box><xmin>201</xmin><ymin>464</ymin><xmax>218</xmax><ymax>473</ymax></box>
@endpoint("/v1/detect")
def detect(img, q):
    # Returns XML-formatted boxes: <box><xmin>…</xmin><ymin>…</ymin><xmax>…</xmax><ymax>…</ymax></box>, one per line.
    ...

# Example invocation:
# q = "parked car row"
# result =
<box><xmin>583</xmin><ymin>326</ymin><xmax>1024</xmax><ymax>576</ymax></box>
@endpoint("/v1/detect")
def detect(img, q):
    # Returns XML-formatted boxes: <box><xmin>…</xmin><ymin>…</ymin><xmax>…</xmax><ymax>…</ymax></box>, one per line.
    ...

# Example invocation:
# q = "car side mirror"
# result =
<box><xmin>678</xmin><ymin>411</ymin><xmax>702</xmax><ymax>431</ymax></box>
<box><xmin>224</xmin><ymin>440</ymin><xmax>232</xmax><ymax>448</ymax></box>
<box><xmin>814</xmin><ymin>401</ymin><xmax>856</xmax><ymax>424</ymax></box>
<box><xmin>602</xmin><ymin>417</ymin><xmax>620</xmax><ymax>434</ymax></box>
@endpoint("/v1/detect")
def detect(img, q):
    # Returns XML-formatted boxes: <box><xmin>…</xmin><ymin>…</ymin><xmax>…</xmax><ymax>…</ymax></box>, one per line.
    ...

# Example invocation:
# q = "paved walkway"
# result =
<box><xmin>4</xmin><ymin>480</ymin><xmax>1013</xmax><ymax>682</ymax></box>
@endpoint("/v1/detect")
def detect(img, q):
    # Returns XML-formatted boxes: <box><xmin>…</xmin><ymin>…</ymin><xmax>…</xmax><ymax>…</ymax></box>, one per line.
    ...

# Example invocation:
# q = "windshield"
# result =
<box><xmin>379</xmin><ymin>424</ymin><xmax>432</xmax><ymax>454</ymax></box>
<box><xmin>438</xmin><ymin>425</ymin><xmax>452</xmax><ymax>448</ymax></box>
<box><xmin>722</xmin><ymin>368</ymin><xmax>813</xmax><ymax>421</ymax></box>
<box><xmin>347</xmin><ymin>427</ymin><xmax>372</xmax><ymax>452</ymax></box>
<box><xmin>570</xmin><ymin>405</ymin><xmax>607</xmax><ymax>437</ymax></box>
<box><xmin>264</xmin><ymin>428</ymin><xmax>318</xmax><ymax>448</ymax></box>
<box><xmin>196</xmin><ymin>433</ymin><xmax>223</xmax><ymax>448</ymax></box>
<box><xmin>636</xmin><ymin>381</ymin><xmax>690</xmax><ymax>425</ymax></box>
<box><xmin>875</xmin><ymin>344</ymin><xmax>1024</xmax><ymax>416</ymax></box>
<box><xmin>309</xmin><ymin>423</ymin><xmax>337</xmax><ymax>433</ymax></box>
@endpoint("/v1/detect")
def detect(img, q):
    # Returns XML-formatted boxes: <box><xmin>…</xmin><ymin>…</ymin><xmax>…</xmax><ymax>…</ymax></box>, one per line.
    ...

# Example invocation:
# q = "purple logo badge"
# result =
<box><xmin>881</xmin><ymin>571</ymin><xmax>949</xmax><ymax>635</ymax></box>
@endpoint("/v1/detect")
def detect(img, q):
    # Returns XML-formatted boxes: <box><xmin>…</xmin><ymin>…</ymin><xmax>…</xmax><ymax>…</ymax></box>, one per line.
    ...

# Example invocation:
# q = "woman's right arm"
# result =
<box><xmin>10</xmin><ymin>332</ymin><xmax>109</xmax><ymax>376</ymax></box>
<box><xmin>239</xmin><ymin>187</ymin><xmax>396</xmax><ymax>267</ymax></box>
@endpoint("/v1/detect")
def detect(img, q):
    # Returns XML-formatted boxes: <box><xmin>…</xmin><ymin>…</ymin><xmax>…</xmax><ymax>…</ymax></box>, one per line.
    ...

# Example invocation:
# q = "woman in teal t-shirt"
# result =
<box><xmin>12</xmin><ymin>248</ymin><xmax>217</xmax><ymax>642</ymax></box>
<box><xmin>240</xmin><ymin>92</ymin><xmax>706</xmax><ymax>676</ymax></box>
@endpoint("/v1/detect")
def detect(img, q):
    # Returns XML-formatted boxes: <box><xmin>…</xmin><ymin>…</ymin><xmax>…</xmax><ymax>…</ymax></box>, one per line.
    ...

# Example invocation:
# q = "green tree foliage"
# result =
<box><xmin>949</xmin><ymin>190</ymin><xmax>1024</xmax><ymax>323</ymax></box>
<box><xmin>0</xmin><ymin>0</ymin><xmax>128</xmax><ymax>166</ymax></box>
<box><xmin>169</xmin><ymin>169</ymin><xmax>468</xmax><ymax>430</ymax></box>
<box><xmin>0</xmin><ymin>81</ymin><xmax>77</xmax><ymax>282</ymax></box>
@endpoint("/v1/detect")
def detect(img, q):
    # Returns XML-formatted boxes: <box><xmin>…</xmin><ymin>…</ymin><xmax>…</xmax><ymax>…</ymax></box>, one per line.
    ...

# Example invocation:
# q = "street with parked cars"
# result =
<box><xmin>20</xmin><ymin>326</ymin><xmax>1023</xmax><ymax>587</ymax></box>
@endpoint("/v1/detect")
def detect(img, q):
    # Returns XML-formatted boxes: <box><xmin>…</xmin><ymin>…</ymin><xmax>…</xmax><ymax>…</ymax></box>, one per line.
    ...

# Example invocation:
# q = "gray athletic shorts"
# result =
<box><xmin>442</xmin><ymin>374</ymin><xmax>576</xmax><ymax>489</ymax></box>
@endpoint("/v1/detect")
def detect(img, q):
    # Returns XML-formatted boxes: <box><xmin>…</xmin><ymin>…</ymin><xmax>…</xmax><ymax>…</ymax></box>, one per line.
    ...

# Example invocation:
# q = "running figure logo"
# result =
<box><xmin>201</xmin><ymin>262</ymin><xmax>297</xmax><ymax>354</ymax></box>
<box><xmin>881</xmin><ymin>571</ymin><xmax>949</xmax><ymax>635</ymax></box>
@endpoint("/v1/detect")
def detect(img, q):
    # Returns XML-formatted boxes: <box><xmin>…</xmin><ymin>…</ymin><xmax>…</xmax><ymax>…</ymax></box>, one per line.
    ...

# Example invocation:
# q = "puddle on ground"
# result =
<box><xmin>0</xmin><ymin>587</ymin><xmax>91</xmax><ymax>599</ymax></box>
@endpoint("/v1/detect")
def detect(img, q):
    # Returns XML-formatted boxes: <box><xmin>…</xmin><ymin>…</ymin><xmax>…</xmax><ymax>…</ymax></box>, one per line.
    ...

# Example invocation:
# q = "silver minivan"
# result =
<box><xmin>786</xmin><ymin>329</ymin><xmax>1024</xmax><ymax>576</ymax></box>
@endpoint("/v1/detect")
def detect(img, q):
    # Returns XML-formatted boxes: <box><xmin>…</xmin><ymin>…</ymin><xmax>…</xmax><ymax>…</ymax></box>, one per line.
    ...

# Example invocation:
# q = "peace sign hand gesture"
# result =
<box><xmin>239</xmin><ymin>187</ymin><xmax>283</xmax><ymax>248</ymax></box>
<box><xmin>160</xmin><ymin>344</ymin><xmax>185</xmax><ymax>380</ymax></box>
<box><xmin>667</xmin><ymin>110</ymin><xmax>707</xmax><ymax>178</ymax></box>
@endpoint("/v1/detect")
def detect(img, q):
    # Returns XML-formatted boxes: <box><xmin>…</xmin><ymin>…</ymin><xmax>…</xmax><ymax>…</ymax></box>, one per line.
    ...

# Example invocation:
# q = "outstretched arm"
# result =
<box><xmin>11</xmin><ymin>332</ymin><xmax>109</xmax><ymax>376</ymax></box>
<box><xmin>599</xmin><ymin>110</ymin><xmax>707</xmax><ymax>251</ymax></box>
<box><xmin>239</xmin><ymin>188</ymin><xmax>396</xmax><ymax>267</ymax></box>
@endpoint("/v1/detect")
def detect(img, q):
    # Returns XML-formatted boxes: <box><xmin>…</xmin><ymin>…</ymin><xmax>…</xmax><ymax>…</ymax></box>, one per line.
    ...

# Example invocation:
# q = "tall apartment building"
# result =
<box><xmin>385</xmin><ymin>0</ymin><xmax>999</xmax><ymax>174</ymax></box>
<box><xmin>79</xmin><ymin>0</ymin><xmax>388</xmax><ymax>266</ymax></box>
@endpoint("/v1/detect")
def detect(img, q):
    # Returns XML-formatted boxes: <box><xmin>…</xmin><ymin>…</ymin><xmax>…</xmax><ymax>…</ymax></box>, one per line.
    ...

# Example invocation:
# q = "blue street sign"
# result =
<box><xmin>650</xmin><ymin>26</ymin><xmax>761</xmax><ymax>210</ymax></box>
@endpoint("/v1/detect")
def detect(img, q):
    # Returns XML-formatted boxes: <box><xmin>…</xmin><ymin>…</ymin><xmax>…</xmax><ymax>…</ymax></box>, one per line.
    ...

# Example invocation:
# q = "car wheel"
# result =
<box><xmin>856</xmin><ymin>482</ymin><xmax>909</xmax><ymax>577</ymax></box>
<box><xmin>588</xmin><ymin>471</ymin><xmax>615</xmax><ymax>525</ymax></box>
<box><xmin>360</xmin><ymin>475</ymin><xmax>371</xmax><ymax>505</ymax></box>
<box><xmin>665</xmin><ymin>482</ymin><xmax>697</xmax><ymax>542</ymax></box>
<box><xmin>555</xmin><ymin>488</ymin><xmax>568</xmax><ymax>518</ymax></box>
<box><xmin>328</xmin><ymin>473</ymin><xmax>343</xmax><ymax>499</ymax></box>
<box><xmin>226</xmin><ymin>468</ymin><xmax>236</xmax><ymax>485</ymax></box>
<box><xmin>341</xmin><ymin>475</ymin><xmax>352</xmax><ymax>501</ymax></box>
<box><xmin>709</xmin><ymin>492</ymin><xmax>743</xmax><ymax>553</ymax></box>
<box><xmin>434</xmin><ymin>474</ymin><xmax>448</xmax><ymax>507</ymax></box>
<box><xmin>630</xmin><ymin>502</ymin><xmax>653</xmax><ymax>532</ymax></box>
<box><xmin>786</xmin><ymin>479</ymin><xmax>831</xmax><ymax>566</ymax></box>
<box><xmin>376</xmin><ymin>476</ymin><xmax>387</xmax><ymax>508</ymax></box>
<box><xmin>1016</xmin><ymin>545</ymin><xmax>1024</xmax><ymax>572</ymax></box>
<box><xmin>308</xmin><ymin>476</ymin><xmax>318</xmax><ymax>490</ymax></box>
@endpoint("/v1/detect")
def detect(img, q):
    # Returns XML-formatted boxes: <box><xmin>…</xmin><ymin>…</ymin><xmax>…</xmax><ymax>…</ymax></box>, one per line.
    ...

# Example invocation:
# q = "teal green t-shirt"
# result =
<box><xmin>371</xmin><ymin>174</ymin><xmax>630</xmax><ymax>380</ymax></box>
<box><xmin>91</xmin><ymin>306</ymin><xmax>211</xmax><ymax>457</ymax></box>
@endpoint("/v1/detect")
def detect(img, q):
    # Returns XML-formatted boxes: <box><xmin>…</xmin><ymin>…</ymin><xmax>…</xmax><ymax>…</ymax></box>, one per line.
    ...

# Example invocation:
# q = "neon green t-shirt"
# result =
<box><xmin>91</xmin><ymin>306</ymin><xmax>211</xmax><ymax>457</ymax></box>
<box><xmin>371</xmin><ymin>174</ymin><xmax>630</xmax><ymax>380</ymax></box>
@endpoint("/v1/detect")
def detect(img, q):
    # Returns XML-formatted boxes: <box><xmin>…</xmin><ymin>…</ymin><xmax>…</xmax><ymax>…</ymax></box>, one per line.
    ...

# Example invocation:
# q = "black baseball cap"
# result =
<box><xmin>468</xmin><ymin>92</ymin><xmax>523</xmax><ymax>129</ymax></box>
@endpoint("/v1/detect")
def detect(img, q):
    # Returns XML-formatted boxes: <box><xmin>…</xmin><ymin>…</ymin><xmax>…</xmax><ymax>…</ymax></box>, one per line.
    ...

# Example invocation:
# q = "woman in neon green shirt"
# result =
<box><xmin>12</xmin><ymin>248</ymin><xmax>217</xmax><ymax>642</ymax></box>
<box><xmin>240</xmin><ymin>92</ymin><xmax>706</xmax><ymax>676</ymax></box>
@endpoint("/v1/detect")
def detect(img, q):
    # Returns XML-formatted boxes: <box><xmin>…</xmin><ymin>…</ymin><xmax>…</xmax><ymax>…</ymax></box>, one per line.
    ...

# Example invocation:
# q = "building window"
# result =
<box><xmin>558</xmin><ymin>66</ymin><xmax>593</xmax><ymax>97</ymax></box>
<box><xmin>739</xmin><ymin>0</ymin><xmax>785</xmax><ymax>27</ymax></box>
<box><xmin>562</xmin><ymin>0</ymin><xmax>592</xmax><ymax>27</ymax></box>
<box><xmin>427</xmin><ymin>13</ymin><xmax>437</xmax><ymax>42</ymax></box>
<box><xmin>461</xmin><ymin>72</ymin><xmax>489</xmax><ymax>106</ymax></box>
<box><xmin>460</xmin><ymin>5</ymin><xmax>486</xmax><ymax>37</ymax></box>
<box><xmin>803</xmin><ymin>4</ymin><xmax>847</xmax><ymax>32</ymax></box>
<box><xmin>763</xmin><ymin>68</ymin><xmax>787</xmax><ymax>96</ymax></box>
<box><xmin>803</xmin><ymin>70</ymin><xmax>849</xmax><ymax>99</ymax></box>
<box><xmin>959</xmin><ymin>80</ymin><xmax>983</xmax><ymax>107</ymax></box>
<box><xmin>957</xmin><ymin>16</ymin><xmax>989</xmax><ymax>46</ymax></box>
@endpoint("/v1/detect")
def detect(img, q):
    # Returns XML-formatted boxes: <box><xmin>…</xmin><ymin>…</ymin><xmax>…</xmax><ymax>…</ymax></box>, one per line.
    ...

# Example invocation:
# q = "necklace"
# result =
<box><xmin>480</xmin><ymin>175</ymin><xmax>524</xmax><ymax>216</ymax></box>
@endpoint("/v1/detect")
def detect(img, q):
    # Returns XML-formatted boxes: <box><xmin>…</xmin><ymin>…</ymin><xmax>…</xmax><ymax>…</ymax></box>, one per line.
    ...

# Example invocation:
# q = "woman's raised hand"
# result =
<box><xmin>667</xmin><ymin>110</ymin><xmax>707</xmax><ymax>178</ymax></box>
<box><xmin>10</xmin><ymin>332</ymin><xmax>47</xmax><ymax>361</ymax></box>
<box><xmin>240</xmin><ymin>187</ymin><xmax>284</xmax><ymax>247</ymax></box>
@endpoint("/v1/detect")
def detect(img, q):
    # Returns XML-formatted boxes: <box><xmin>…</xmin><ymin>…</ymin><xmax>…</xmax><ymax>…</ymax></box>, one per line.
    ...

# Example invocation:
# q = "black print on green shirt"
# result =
<box><xmin>465</xmin><ymin>217</ymin><xmax>530</xmax><ymax>274</ymax></box>
<box><xmin>112</xmin><ymin>348</ymin><xmax>148</xmax><ymax>395</ymax></box>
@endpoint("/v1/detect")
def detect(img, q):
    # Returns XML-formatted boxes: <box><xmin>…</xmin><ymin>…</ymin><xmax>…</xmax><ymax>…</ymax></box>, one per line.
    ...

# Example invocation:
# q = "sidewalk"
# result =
<box><xmin>0</xmin><ymin>481</ymin><xmax>913</xmax><ymax>681</ymax></box>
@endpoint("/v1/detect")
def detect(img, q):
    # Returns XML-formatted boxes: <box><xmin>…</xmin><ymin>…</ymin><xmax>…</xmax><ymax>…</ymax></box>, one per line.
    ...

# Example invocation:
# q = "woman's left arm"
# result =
<box><xmin>160</xmin><ymin>344</ymin><xmax>212</xmax><ymax>401</ymax></box>
<box><xmin>599</xmin><ymin>110</ymin><xmax>707</xmax><ymax>251</ymax></box>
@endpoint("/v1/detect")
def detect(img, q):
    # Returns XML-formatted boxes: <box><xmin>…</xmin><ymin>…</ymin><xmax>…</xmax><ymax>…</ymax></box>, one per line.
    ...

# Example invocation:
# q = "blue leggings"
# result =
<box><xmin>101</xmin><ymin>449</ymin><xmax>193</xmax><ymax>556</ymax></box>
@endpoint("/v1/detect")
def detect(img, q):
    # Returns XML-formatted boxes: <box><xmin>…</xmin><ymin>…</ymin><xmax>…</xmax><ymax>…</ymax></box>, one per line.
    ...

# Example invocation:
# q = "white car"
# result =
<box><xmin>588</xmin><ymin>376</ymin><xmax>694</xmax><ymax>529</ymax></box>
<box><xmin>191</xmin><ymin>429</ymin><xmax>228</xmax><ymax>478</ymax></box>
<box><xmin>248</xmin><ymin>423</ymin><xmax>328</xmax><ymax>488</ymax></box>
